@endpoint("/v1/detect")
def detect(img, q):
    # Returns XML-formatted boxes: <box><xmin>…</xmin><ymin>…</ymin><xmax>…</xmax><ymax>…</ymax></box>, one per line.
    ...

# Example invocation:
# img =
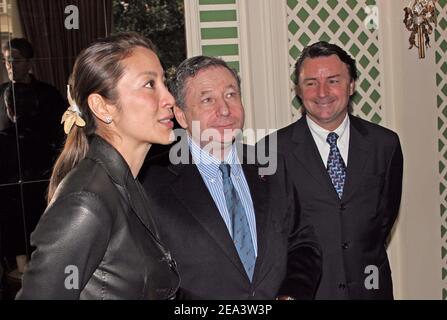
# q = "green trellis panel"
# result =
<box><xmin>199</xmin><ymin>0</ymin><xmax>236</xmax><ymax>4</ymax></box>
<box><xmin>436</xmin><ymin>0</ymin><xmax>447</xmax><ymax>300</ymax></box>
<box><xmin>286</xmin><ymin>0</ymin><xmax>383</xmax><ymax>124</ymax></box>
<box><xmin>200</xmin><ymin>10</ymin><xmax>237</xmax><ymax>22</ymax></box>
<box><xmin>198</xmin><ymin>0</ymin><xmax>240</xmax><ymax>73</ymax></box>
<box><xmin>201</xmin><ymin>27</ymin><xmax>238</xmax><ymax>39</ymax></box>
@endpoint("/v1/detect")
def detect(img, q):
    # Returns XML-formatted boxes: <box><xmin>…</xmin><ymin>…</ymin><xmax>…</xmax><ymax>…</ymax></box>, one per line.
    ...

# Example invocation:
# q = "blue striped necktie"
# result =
<box><xmin>219</xmin><ymin>162</ymin><xmax>256</xmax><ymax>281</ymax></box>
<box><xmin>326</xmin><ymin>132</ymin><xmax>346</xmax><ymax>199</ymax></box>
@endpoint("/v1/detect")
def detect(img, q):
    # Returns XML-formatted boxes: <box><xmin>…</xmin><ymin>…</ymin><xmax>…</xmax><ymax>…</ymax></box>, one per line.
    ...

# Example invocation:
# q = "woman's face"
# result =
<box><xmin>111</xmin><ymin>46</ymin><xmax>175</xmax><ymax>149</ymax></box>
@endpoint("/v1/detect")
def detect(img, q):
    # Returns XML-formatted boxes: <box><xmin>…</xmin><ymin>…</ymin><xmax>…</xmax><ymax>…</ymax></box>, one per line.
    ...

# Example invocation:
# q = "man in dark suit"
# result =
<box><xmin>260</xmin><ymin>41</ymin><xmax>403</xmax><ymax>299</ymax></box>
<box><xmin>140</xmin><ymin>56</ymin><xmax>322</xmax><ymax>300</ymax></box>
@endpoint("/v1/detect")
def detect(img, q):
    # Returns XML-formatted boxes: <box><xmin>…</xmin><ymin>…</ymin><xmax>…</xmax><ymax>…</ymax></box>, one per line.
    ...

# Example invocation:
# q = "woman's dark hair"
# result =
<box><xmin>48</xmin><ymin>32</ymin><xmax>157</xmax><ymax>202</ymax></box>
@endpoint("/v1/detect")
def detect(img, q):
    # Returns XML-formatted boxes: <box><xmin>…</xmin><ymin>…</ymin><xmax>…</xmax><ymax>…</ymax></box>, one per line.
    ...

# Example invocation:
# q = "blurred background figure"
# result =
<box><xmin>0</xmin><ymin>0</ymin><xmax>187</xmax><ymax>300</ymax></box>
<box><xmin>0</xmin><ymin>39</ymin><xmax>66</xmax><ymax>289</ymax></box>
<box><xmin>1</xmin><ymin>38</ymin><xmax>66</xmax><ymax>148</ymax></box>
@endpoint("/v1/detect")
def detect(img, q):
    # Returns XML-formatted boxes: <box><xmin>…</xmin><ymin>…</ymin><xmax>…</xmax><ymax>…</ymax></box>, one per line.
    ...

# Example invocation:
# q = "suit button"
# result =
<box><xmin>339</xmin><ymin>203</ymin><xmax>346</xmax><ymax>211</ymax></box>
<box><xmin>342</xmin><ymin>242</ymin><xmax>350</xmax><ymax>250</ymax></box>
<box><xmin>338</xmin><ymin>283</ymin><xmax>346</xmax><ymax>290</ymax></box>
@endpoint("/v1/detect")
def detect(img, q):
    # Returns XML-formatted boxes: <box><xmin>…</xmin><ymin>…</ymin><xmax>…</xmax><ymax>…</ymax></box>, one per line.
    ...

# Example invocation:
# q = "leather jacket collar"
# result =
<box><xmin>86</xmin><ymin>134</ymin><xmax>133</xmax><ymax>187</ymax></box>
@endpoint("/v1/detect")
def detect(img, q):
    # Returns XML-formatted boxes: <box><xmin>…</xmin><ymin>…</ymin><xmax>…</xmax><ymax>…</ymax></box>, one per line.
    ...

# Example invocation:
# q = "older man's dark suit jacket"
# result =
<box><xmin>140</xmin><ymin>140</ymin><xmax>322</xmax><ymax>300</ymax></box>
<box><xmin>262</xmin><ymin>114</ymin><xmax>403</xmax><ymax>300</ymax></box>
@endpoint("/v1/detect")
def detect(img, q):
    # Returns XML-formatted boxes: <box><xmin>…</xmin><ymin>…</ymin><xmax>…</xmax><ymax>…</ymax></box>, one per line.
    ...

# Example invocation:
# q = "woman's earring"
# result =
<box><xmin>104</xmin><ymin>115</ymin><xmax>113</xmax><ymax>124</ymax></box>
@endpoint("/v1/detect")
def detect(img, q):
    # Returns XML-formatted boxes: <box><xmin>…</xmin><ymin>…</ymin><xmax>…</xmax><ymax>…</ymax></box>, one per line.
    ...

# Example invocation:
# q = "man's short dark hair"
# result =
<box><xmin>2</xmin><ymin>38</ymin><xmax>34</xmax><ymax>59</ymax></box>
<box><xmin>294</xmin><ymin>41</ymin><xmax>358</xmax><ymax>85</ymax></box>
<box><xmin>170</xmin><ymin>55</ymin><xmax>241</xmax><ymax>110</ymax></box>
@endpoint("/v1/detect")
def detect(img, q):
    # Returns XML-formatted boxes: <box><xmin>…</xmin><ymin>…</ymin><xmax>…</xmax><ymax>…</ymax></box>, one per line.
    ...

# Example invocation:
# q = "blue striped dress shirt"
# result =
<box><xmin>188</xmin><ymin>137</ymin><xmax>258</xmax><ymax>256</ymax></box>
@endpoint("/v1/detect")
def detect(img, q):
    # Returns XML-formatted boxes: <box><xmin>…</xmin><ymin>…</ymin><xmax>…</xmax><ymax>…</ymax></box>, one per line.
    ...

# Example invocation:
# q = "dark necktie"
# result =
<box><xmin>219</xmin><ymin>163</ymin><xmax>256</xmax><ymax>281</ymax></box>
<box><xmin>326</xmin><ymin>132</ymin><xmax>346</xmax><ymax>199</ymax></box>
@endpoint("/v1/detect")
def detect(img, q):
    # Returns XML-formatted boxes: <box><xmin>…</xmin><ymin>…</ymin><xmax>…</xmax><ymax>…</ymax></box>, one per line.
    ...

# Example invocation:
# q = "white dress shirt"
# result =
<box><xmin>306</xmin><ymin>114</ymin><xmax>350</xmax><ymax>168</ymax></box>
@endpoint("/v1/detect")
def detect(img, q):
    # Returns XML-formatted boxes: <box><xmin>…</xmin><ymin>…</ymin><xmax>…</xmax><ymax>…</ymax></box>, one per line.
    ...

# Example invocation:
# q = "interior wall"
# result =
<box><xmin>377</xmin><ymin>0</ymin><xmax>443</xmax><ymax>300</ymax></box>
<box><xmin>10</xmin><ymin>0</ymin><xmax>22</xmax><ymax>37</ymax></box>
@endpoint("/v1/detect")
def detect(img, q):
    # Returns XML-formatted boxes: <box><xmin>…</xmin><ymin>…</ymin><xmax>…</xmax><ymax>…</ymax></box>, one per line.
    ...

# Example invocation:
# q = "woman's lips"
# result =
<box><xmin>159</xmin><ymin>116</ymin><xmax>174</xmax><ymax>128</ymax></box>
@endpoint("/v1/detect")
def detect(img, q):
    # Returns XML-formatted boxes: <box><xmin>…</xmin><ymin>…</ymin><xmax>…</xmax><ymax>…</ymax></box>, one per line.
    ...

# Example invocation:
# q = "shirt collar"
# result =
<box><xmin>306</xmin><ymin>113</ymin><xmax>350</xmax><ymax>142</ymax></box>
<box><xmin>188</xmin><ymin>135</ymin><xmax>242</xmax><ymax>180</ymax></box>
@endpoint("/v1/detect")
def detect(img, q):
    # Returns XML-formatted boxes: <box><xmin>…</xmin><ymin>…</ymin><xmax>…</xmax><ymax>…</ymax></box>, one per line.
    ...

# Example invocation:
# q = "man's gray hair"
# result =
<box><xmin>170</xmin><ymin>55</ymin><xmax>241</xmax><ymax>110</ymax></box>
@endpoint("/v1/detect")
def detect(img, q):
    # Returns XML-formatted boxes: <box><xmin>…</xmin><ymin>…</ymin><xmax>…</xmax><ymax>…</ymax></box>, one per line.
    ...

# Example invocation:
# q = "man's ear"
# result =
<box><xmin>174</xmin><ymin>105</ymin><xmax>188</xmax><ymax>129</ymax></box>
<box><xmin>87</xmin><ymin>93</ymin><xmax>114</xmax><ymax>123</ymax></box>
<box><xmin>295</xmin><ymin>84</ymin><xmax>302</xmax><ymax>100</ymax></box>
<box><xmin>349</xmin><ymin>80</ymin><xmax>355</xmax><ymax>96</ymax></box>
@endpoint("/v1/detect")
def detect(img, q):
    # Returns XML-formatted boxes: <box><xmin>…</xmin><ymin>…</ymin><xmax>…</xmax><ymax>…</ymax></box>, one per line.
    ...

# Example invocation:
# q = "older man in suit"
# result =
<box><xmin>140</xmin><ymin>56</ymin><xmax>322</xmax><ymax>300</ymax></box>
<box><xmin>260</xmin><ymin>41</ymin><xmax>403</xmax><ymax>299</ymax></box>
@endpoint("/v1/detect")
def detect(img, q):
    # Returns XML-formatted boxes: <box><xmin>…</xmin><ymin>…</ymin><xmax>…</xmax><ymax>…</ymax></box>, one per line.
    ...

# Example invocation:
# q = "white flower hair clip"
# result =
<box><xmin>61</xmin><ymin>85</ymin><xmax>86</xmax><ymax>134</ymax></box>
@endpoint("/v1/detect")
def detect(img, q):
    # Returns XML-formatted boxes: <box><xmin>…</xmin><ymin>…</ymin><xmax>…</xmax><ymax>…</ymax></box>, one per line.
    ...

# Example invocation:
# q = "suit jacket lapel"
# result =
<box><xmin>291</xmin><ymin>116</ymin><xmax>340</xmax><ymax>199</ymax></box>
<box><xmin>241</xmin><ymin>160</ymin><xmax>269</xmax><ymax>282</ymax></box>
<box><xmin>169</xmin><ymin>160</ymin><xmax>248</xmax><ymax>278</ymax></box>
<box><xmin>341</xmin><ymin>115</ymin><xmax>370</xmax><ymax>201</ymax></box>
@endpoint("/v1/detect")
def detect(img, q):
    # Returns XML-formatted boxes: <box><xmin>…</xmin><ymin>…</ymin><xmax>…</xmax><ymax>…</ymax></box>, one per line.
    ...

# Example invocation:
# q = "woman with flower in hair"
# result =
<box><xmin>16</xmin><ymin>32</ymin><xmax>179</xmax><ymax>299</ymax></box>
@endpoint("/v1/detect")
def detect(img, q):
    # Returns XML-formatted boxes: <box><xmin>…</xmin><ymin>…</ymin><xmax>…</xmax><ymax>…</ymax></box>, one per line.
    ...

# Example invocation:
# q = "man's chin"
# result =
<box><xmin>220</xmin><ymin>138</ymin><xmax>235</xmax><ymax>148</ymax></box>
<box><xmin>204</xmin><ymin>138</ymin><xmax>233</xmax><ymax>149</ymax></box>
<box><xmin>199</xmin><ymin>138</ymin><xmax>234</xmax><ymax>156</ymax></box>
